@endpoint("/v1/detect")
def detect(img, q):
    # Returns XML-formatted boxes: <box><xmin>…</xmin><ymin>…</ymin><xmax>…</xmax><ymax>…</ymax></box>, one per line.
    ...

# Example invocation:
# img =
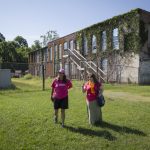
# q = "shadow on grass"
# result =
<box><xmin>64</xmin><ymin>125</ymin><xmax>117</xmax><ymax>141</ymax></box>
<box><xmin>0</xmin><ymin>83</ymin><xmax>17</xmax><ymax>90</ymax></box>
<box><xmin>0</xmin><ymin>83</ymin><xmax>46</xmax><ymax>93</ymax></box>
<box><xmin>11</xmin><ymin>81</ymin><xmax>50</xmax><ymax>92</ymax></box>
<box><xmin>98</xmin><ymin>121</ymin><xmax>147</xmax><ymax>136</ymax></box>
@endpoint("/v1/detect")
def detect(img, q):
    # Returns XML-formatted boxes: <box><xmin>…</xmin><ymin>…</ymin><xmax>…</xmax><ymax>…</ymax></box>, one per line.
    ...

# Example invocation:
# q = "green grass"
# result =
<box><xmin>0</xmin><ymin>78</ymin><xmax>150</xmax><ymax>150</ymax></box>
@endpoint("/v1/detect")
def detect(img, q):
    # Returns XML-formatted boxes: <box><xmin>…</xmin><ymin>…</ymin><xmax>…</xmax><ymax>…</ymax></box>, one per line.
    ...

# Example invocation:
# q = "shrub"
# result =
<box><xmin>23</xmin><ymin>74</ymin><xmax>32</xmax><ymax>80</ymax></box>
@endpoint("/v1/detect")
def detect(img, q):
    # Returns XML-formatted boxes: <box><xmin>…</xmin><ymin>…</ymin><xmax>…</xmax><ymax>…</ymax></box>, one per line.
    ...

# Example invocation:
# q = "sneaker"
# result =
<box><xmin>61</xmin><ymin>123</ymin><xmax>65</xmax><ymax>128</ymax></box>
<box><xmin>54</xmin><ymin>117</ymin><xmax>57</xmax><ymax>123</ymax></box>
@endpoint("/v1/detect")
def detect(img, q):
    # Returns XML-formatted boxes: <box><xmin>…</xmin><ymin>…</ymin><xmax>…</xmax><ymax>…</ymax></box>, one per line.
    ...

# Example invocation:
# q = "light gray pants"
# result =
<box><xmin>86</xmin><ymin>99</ymin><xmax>102</xmax><ymax>125</ymax></box>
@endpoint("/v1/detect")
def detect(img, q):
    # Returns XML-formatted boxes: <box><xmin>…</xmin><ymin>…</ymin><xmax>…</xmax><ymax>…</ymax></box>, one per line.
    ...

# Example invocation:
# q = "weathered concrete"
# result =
<box><xmin>0</xmin><ymin>69</ymin><xmax>11</xmax><ymax>88</ymax></box>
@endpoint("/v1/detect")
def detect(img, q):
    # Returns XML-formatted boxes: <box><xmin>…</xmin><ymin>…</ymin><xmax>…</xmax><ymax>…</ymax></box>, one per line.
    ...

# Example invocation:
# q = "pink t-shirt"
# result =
<box><xmin>84</xmin><ymin>82</ymin><xmax>101</xmax><ymax>102</ymax></box>
<box><xmin>51</xmin><ymin>79</ymin><xmax>72</xmax><ymax>99</ymax></box>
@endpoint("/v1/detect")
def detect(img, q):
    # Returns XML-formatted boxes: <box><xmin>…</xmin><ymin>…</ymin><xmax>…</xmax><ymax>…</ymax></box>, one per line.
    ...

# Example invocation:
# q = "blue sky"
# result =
<box><xmin>0</xmin><ymin>0</ymin><xmax>150</xmax><ymax>46</ymax></box>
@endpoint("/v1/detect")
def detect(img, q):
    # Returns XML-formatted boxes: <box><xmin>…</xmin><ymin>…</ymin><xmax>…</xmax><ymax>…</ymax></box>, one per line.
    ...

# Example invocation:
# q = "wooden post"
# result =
<box><xmin>42</xmin><ymin>63</ymin><xmax>45</xmax><ymax>91</ymax></box>
<box><xmin>41</xmin><ymin>48</ymin><xmax>45</xmax><ymax>91</ymax></box>
<box><xmin>68</xmin><ymin>51</ymin><xmax>71</xmax><ymax>79</ymax></box>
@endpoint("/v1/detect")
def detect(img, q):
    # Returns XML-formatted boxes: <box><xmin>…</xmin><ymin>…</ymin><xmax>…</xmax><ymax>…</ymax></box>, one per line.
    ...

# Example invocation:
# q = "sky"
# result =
<box><xmin>0</xmin><ymin>0</ymin><xmax>150</xmax><ymax>47</ymax></box>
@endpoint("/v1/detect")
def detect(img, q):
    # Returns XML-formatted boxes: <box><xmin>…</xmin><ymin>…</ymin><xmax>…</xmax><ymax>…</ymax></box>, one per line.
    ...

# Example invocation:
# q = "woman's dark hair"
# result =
<box><xmin>89</xmin><ymin>74</ymin><xmax>99</xmax><ymax>84</ymax></box>
<box><xmin>58</xmin><ymin>74</ymin><xmax>67</xmax><ymax>83</ymax></box>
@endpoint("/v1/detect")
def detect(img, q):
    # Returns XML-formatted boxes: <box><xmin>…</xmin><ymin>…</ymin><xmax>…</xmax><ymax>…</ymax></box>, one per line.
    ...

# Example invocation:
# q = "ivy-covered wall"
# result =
<box><xmin>75</xmin><ymin>8</ymin><xmax>147</xmax><ymax>60</ymax></box>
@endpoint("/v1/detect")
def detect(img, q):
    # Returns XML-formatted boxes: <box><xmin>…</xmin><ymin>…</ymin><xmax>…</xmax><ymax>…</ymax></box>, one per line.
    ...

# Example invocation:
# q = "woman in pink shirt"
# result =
<box><xmin>51</xmin><ymin>69</ymin><xmax>72</xmax><ymax>127</ymax></box>
<box><xmin>82</xmin><ymin>73</ymin><xmax>103</xmax><ymax>125</ymax></box>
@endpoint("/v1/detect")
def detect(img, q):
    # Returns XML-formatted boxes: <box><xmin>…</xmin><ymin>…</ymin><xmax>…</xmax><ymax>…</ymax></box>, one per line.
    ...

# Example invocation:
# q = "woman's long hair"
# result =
<box><xmin>89</xmin><ymin>74</ymin><xmax>99</xmax><ymax>84</ymax></box>
<box><xmin>58</xmin><ymin>74</ymin><xmax>67</xmax><ymax>83</ymax></box>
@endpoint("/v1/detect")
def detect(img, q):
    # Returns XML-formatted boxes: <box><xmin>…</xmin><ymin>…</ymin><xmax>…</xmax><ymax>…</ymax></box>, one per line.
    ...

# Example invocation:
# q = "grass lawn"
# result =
<box><xmin>0</xmin><ymin>78</ymin><xmax>150</xmax><ymax>150</ymax></box>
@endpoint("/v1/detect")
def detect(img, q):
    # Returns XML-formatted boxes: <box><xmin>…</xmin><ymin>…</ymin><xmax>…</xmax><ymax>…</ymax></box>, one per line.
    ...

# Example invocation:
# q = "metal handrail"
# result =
<box><xmin>70</xmin><ymin>57</ymin><xmax>83</xmax><ymax>70</ymax></box>
<box><xmin>88</xmin><ymin>61</ymin><xmax>106</xmax><ymax>76</ymax></box>
<box><xmin>67</xmin><ymin>49</ymin><xmax>81</xmax><ymax>61</ymax></box>
<box><xmin>73</xmin><ymin>49</ymin><xmax>86</xmax><ymax>60</ymax></box>
<box><xmin>73</xmin><ymin>49</ymin><xmax>106</xmax><ymax>76</ymax></box>
<box><xmin>67</xmin><ymin>48</ymin><xmax>106</xmax><ymax>81</ymax></box>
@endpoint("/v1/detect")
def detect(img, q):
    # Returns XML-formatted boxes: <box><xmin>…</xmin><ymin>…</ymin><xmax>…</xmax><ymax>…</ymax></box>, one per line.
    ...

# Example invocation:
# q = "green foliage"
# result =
<box><xmin>76</xmin><ymin>8</ymin><xmax>142</xmax><ymax>58</ymax></box>
<box><xmin>0</xmin><ymin>41</ymin><xmax>18</xmax><ymax>62</ymax></box>
<box><xmin>40</xmin><ymin>30</ymin><xmax>59</xmax><ymax>47</ymax></box>
<box><xmin>23</xmin><ymin>73</ymin><xmax>33</xmax><ymax>80</ymax></box>
<box><xmin>14</xmin><ymin>36</ymin><xmax>28</xmax><ymax>47</ymax></box>
<box><xmin>16</xmin><ymin>46</ymin><xmax>31</xmax><ymax>62</ymax></box>
<box><xmin>0</xmin><ymin>36</ymin><xmax>30</xmax><ymax>63</ymax></box>
<box><xmin>0</xmin><ymin>33</ymin><xmax>5</xmax><ymax>42</ymax></box>
<box><xmin>139</xmin><ymin>20</ymin><xmax>148</xmax><ymax>46</ymax></box>
<box><xmin>31</xmin><ymin>40</ymin><xmax>42</xmax><ymax>51</ymax></box>
<box><xmin>124</xmin><ymin>33</ymin><xmax>140</xmax><ymax>52</ymax></box>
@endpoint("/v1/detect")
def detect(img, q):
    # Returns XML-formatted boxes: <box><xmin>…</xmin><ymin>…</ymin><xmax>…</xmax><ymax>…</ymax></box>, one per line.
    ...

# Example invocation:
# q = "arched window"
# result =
<box><xmin>83</xmin><ymin>36</ymin><xmax>88</xmax><ymax>55</ymax></box>
<box><xmin>76</xmin><ymin>40</ymin><xmax>80</xmax><ymax>50</ymax></box>
<box><xmin>59</xmin><ymin>44</ymin><xmax>62</xmax><ymax>59</ymax></box>
<box><xmin>69</xmin><ymin>40</ymin><xmax>74</xmax><ymax>50</ymax></box>
<box><xmin>64</xmin><ymin>42</ymin><xmax>68</xmax><ymax>50</ymax></box>
<box><xmin>148</xmin><ymin>25</ymin><xmax>150</xmax><ymax>48</ymax></box>
<box><xmin>102</xmin><ymin>31</ymin><xmax>107</xmax><ymax>51</ymax></box>
<box><xmin>46</xmin><ymin>48</ymin><xmax>48</xmax><ymax>62</ymax></box>
<box><xmin>63</xmin><ymin>42</ymin><xmax>68</xmax><ymax>55</ymax></box>
<box><xmin>54</xmin><ymin>45</ymin><xmax>58</xmax><ymax>60</ymax></box>
<box><xmin>37</xmin><ymin>51</ymin><xmax>40</xmax><ymax>63</ymax></box>
<box><xmin>113</xmin><ymin>28</ymin><xmax>119</xmax><ymax>49</ymax></box>
<box><xmin>92</xmin><ymin>35</ymin><xmax>97</xmax><ymax>53</ymax></box>
<box><xmin>49</xmin><ymin>47</ymin><xmax>52</xmax><ymax>61</ymax></box>
<box><xmin>102</xmin><ymin>58</ymin><xmax>108</xmax><ymax>73</ymax></box>
<box><xmin>43</xmin><ymin>48</ymin><xmax>48</xmax><ymax>62</ymax></box>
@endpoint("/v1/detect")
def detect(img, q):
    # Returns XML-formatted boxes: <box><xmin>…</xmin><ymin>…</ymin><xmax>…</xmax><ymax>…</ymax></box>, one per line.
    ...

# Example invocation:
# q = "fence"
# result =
<box><xmin>0</xmin><ymin>62</ymin><xmax>29</xmax><ymax>77</ymax></box>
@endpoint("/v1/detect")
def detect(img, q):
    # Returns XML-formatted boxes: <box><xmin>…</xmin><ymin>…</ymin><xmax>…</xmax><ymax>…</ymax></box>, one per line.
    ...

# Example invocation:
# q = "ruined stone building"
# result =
<box><xmin>28</xmin><ymin>8</ymin><xmax>150</xmax><ymax>84</ymax></box>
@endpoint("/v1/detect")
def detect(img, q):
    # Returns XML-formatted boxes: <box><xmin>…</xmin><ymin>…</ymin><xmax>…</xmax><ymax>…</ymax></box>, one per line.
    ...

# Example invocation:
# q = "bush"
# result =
<box><xmin>23</xmin><ymin>74</ymin><xmax>32</xmax><ymax>80</ymax></box>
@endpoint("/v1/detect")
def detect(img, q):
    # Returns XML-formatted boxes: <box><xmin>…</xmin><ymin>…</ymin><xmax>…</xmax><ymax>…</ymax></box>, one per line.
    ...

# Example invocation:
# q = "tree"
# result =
<box><xmin>0</xmin><ymin>36</ymin><xmax>29</xmax><ymax>72</ymax></box>
<box><xmin>13</xmin><ymin>36</ymin><xmax>31</xmax><ymax>62</ymax></box>
<box><xmin>0</xmin><ymin>33</ymin><xmax>5</xmax><ymax>42</ymax></box>
<box><xmin>16</xmin><ymin>46</ymin><xmax>31</xmax><ymax>62</ymax></box>
<box><xmin>40</xmin><ymin>30</ymin><xmax>59</xmax><ymax>47</ymax></box>
<box><xmin>14</xmin><ymin>36</ymin><xmax>28</xmax><ymax>47</ymax></box>
<box><xmin>46</xmin><ymin>30</ymin><xmax>59</xmax><ymax>41</ymax></box>
<box><xmin>31</xmin><ymin>40</ymin><xmax>42</xmax><ymax>51</ymax></box>
<box><xmin>0</xmin><ymin>41</ymin><xmax>18</xmax><ymax>63</ymax></box>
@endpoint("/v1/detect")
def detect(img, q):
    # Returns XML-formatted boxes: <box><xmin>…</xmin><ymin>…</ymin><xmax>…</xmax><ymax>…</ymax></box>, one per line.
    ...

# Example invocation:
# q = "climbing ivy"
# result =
<box><xmin>76</xmin><ymin>8</ymin><xmax>147</xmax><ymax>59</ymax></box>
<box><xmin>139</xmin><ymin>20</ymin><xmax>148</xmax><ymax>47</ymax></box>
